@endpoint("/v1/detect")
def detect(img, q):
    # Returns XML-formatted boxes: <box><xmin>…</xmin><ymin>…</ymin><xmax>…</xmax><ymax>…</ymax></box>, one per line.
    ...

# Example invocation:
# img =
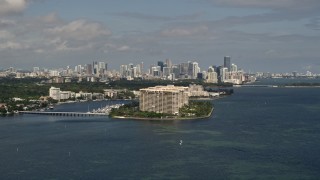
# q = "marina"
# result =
<box><xmin>19</xmin><ymin>103</ymin><xmax>124</xmax><ymax>117</ymax></box>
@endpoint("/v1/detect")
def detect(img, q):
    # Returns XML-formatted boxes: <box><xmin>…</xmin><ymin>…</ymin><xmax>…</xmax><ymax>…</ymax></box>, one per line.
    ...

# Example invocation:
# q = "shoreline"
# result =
<box><xmin>110</xmin><ymin>107</ymin><xmax>214</xmax><ymax>121</ymax></box>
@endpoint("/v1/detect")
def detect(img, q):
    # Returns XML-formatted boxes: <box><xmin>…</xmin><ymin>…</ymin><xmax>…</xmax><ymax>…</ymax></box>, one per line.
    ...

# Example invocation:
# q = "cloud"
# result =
<box><xmin>45</xmin><ymin>19</ymin><xmax>112</xmax><ymax>41</ymax></box>
<box><xmin>306</xmin><ymin>17</ymin><xmax>320</xmax><ymax>30</ymax></box>
<box><xmin>0</xmin><ymin>19</ymin><xmax>16</xmax><ymax>28</ymax></box>
<box><xmin>0</xmin><ymin>41</ymin><xmax>27</xmax><ymax>50</ymax></box>
<box><xmin>111</xmin><ymin>12</ymin><xmax>202</xmax><ymax>22</ymax></box>
<box><xmin>161</xmin><ymin>25</ymin><xmax>208</xmax><ymax>37</ymax></box>
<box><xmin>0</xmin><ymin>30</ymin><xmax>15</xmax><ymax>39</ymax></box>
<box><xmin>0</xmin><ymin>0</ymin><xmax>27</xmax><ymax>15</ymax></box>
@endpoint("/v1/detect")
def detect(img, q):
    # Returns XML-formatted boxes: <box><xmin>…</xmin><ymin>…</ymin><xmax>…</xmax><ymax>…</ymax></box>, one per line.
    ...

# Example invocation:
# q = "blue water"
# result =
<box><xmin>1</xmin><ymin>87</ymin><xmax>320</xmax><ymax>179</ymax></box>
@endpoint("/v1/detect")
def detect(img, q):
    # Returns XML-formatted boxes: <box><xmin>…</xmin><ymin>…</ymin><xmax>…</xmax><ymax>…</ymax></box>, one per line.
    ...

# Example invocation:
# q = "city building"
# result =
<box><xmin>207</xmin><ymin>67</ymin><xmax>218</xmax><ymax>83</ymax></box>
<box><xmin>188</xmin><ymin>84</ymin><xmax>209</xmax><ymax>97</ymax></box>
<box><xmin>139</xmin><ymin>85</ymin><xmax>189</xmax><ymax>115</ymax></box>
<box><xmin>224</xmin><ymin>56</ymin><xmax>231</xmax><ymax>70</ymax></box>
<box><xmin>49</xmin><ymin>87</ymin><xmax>61</xmax><ymax>101</ymax></box>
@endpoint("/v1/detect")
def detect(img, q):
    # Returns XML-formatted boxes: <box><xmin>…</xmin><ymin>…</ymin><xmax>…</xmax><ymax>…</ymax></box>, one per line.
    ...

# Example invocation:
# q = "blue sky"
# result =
<box><xmin>0</xmin><ymin>0</ymin><xmax>320</xmax><ymax>73</ymax></box>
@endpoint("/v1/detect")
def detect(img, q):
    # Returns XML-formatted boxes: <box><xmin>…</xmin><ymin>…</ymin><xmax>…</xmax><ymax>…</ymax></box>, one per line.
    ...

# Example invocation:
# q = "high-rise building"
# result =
<box><xmin>192</xmin><ymin>62</ymin><xmax>200</xmax><ymax>79</ymax></box>
<box><xmin>172</xmin><ymin>65</ymin><xmax>180</xmax><ymax>78</ymax></box>
<box><xmin>163</xmin><ymin>67</ymin><xmax>172</xmax><ymax>77</ymax></box>
<box><xmin>165</xmin><ymin>59</ymin><xmax>172</xmax><ymax>68</ymax></box>
<box><xmin>120</xmin><ymin>65</ymin><xmax>128</xmax><ymax>78</ymax></box>
<box><xmin>86</xmin><ymin>64</ymin><xmax>93</xmax><ymax>75</ymax></box>
<box><xmin>231</xmin><ymin>63</ymin><xmax>237</xmax><ymax>72</ymax></box>
<box><xmin>157</xmin><ymin>61</ymin><xmax>164</xmax><ymax>72</ymax></box>
<box><xmin>220</xmin><ymin>67</ymin><xmax>229</xmax><ymax>82</ymax></box>
<box><xmin>49</xmin><ymin>87</ymin><xmax>61</xmax><ymax>101</ymax></box>
<box><xmin>224</xmin><ymin>56</ymin><xmax>231</xmax><ymax>70</ymax></box>
<box><xmin>207</xmin><ymin>67</ymin><xmax>218</xmax><ymax>83</ymax></box>
<box><xmin>180</xmin><ymin>63</ymin><xmax>189</xmax><ymax>76</ymax></box>
<box><xmin>93</xmin><ymin>61</ymin><xmax>98</xmax><ymax>75</ymax></box>
<box><xmin>139</xmin><ymin>85</ymin><xmax>189</xmax><ymax>115</ymax></box>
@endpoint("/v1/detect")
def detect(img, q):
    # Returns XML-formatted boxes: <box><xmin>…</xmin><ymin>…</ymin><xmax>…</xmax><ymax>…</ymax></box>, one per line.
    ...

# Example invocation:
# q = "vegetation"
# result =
<box><xmin>0</xmin><ymin>77</ymin><xmax>232</xmax><ymax>103</ymax></box>
<box><xmin>109</xmin><ymin>79</ymin><xmax>232</xmax><ymax>90</ymax></box>
<box><xmin>179</xmin><ymin>101</ymin><xmax>213</xmax><ymax>117</ymax></box>
<box><xmin>109</xmin><ymin>101</ymin><xmax>173</xmax><ymax>118</ymax></box>
<box><xmin>0</xmin><ymin>78</ymin><xmax>50</xmax><ymax>102</ymax></box>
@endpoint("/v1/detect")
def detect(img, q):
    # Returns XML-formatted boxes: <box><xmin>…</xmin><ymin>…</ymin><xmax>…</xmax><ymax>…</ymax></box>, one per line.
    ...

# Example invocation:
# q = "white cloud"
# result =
<box><xmin>45</xmin><ymin>19</ymin><xmax>112</xmax><ymax>41</ymax></box>
<box><xmin>161</xmin><ymin>25</ymin><xmax>208</xmax><ymax>37</ymax></box>
<box><xmin>0</xmin><ymin>41</ymin><xmax>27</xmax><ymax>50</ymax></box>
<box><xmin>0</xmin><ymin>0</ymin><xmax>27</xmax><ymax>15</ymax></box>
<box><xmin>0</xmin><ymin>30</ymin><xmax>15</xmax><ymax>39</ymax></box>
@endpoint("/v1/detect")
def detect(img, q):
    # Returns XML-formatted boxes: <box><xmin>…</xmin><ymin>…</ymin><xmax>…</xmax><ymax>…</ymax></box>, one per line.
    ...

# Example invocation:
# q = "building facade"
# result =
<box><xmin>49</xmin><ymin>87</ymin><xmax>61</xmax><ymax>100</ymax></box>
<box><xmin>139</xmin><ymin>85</ymin><xmax>189</xmax><ymax>115</ymax></box>
<box><xmin>224</xmin><ymin>56</ymin><xmax>231</xmax><ymax>70</ymax></box>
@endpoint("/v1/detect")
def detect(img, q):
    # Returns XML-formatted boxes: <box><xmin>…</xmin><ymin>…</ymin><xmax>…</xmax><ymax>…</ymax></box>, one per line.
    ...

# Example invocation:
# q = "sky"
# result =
<box><xmin>0</xmin><ymin>0</ymin><xmax>320</xmax><ymax>73</ymax></box>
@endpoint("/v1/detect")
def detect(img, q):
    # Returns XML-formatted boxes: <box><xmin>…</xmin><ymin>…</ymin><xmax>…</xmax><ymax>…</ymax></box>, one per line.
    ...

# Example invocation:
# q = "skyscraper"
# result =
<box><xmin>192</xmin><ymin>62</ymin><xmax>199</xmax><ymax>79</ymax></box>
<box><xmin>157</xmin><ymin>61</ymin><xmax>164</xmax><ymax>72</ymax></box>
<box><xmin>224</xmin><ymin>56</ymin><xmax>231</xmax><ymax>70</ymax></box>
<box><xmin>86</xmin><ymin>64</ymin><xmax>93</xmax><ymax>75</ymax></box>
<box><xmin>120</xmin><ymin>65</ymin><xmax>128</xmax><ymax>78</ymax></box>
<box><xmin>165</xmin><ymin>59</ymin><xmax>172</xmax><ymax>68</ymax></box>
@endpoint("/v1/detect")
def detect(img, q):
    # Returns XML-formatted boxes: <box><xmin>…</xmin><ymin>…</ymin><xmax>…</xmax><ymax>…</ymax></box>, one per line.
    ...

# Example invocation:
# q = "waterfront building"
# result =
<box><xmin>207</xmin><ymin>67</ymin><xmax>218</xmax><ymax>83</ymax></box>
<box><xmin>49</xmin><ymin>87</ymin><xmax>61</xmax><ymax>101</ymax></box>
<box><xmin>139</xmin><ymin>85</ymin><xmax>189</xmax><ymax>115</ymax></box>
<box><xmin>220</xmin><ymin>67</ymin><xmax>229</xmax><ymax>83</ymax></box>
<box><xmin>60</xmin><ymin>91</ymin><xmax>72</xmax><ymax>100</ymax></box>
<box><xmin>188</xmin><ymin>84</ymin><xmax>209</xmax><ymax>97</ymax></box>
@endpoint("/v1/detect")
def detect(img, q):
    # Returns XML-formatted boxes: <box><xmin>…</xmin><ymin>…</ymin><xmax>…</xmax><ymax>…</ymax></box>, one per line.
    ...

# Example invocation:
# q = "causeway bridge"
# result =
<box><xmin>233</xmin><ymin>84</ymin><xmax>276</xmax><ymax>87</ymax></box>
<box><xmin>19</xmin><ymin>111</ymin><xmax>109</xmax><ymax>117</ymax></box>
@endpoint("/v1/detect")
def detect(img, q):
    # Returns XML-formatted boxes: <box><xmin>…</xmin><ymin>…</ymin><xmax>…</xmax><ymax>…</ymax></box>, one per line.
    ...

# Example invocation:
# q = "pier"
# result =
<box><xmin>19</xmin><ymin>111</ymin><xmax>109</xmax><ymax>117</ymax></box>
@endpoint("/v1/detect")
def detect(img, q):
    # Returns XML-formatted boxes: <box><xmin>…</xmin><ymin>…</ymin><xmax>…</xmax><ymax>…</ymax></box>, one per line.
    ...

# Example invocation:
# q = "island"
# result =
<box><xmin>109</xmin><ymin>85</ymin><xmax>214</xmax><ymax>120</ymax></box>
<box><xmin>109</xmin><ymin>101</ymin><xmax>214</xmax><ymax>120</ymax></box>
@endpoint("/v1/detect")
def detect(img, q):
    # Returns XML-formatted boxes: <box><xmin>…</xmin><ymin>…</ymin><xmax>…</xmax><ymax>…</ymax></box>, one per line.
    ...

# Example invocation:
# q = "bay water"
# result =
<box><xmin>0</xmin><ymin>83</ymin><xmax>320</xmax><ymax>179</ymax></box>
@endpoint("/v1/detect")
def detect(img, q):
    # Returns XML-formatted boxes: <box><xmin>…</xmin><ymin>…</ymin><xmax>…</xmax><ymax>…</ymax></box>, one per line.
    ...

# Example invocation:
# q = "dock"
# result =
<box><xmin>19</xmin><ymin>111</ymin><xmax>108</xmax><ymax>117</ymax></box>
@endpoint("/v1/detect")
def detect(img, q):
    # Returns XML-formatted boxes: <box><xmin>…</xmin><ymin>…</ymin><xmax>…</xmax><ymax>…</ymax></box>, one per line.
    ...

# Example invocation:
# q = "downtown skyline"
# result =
<box><xmin>0</xmin><ymin>0</ymin><xmax>320</xmax><ymax>73</ymax></box>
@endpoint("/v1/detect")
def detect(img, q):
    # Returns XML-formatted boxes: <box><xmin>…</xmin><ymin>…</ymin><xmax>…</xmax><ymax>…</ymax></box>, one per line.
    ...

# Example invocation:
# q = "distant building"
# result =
<box><xmin>49</xmin><ymin>87</ymin><xmax>75</xmax><ymax>101</ymax></box>
<box><xmin>49</xmin><ymin>87</ymin><xmax>61</xmax><ymax>101</ymax></box>
<box><xmin>220</xmin><ymin>67</ymin><xmax>229</xmax><ymax>83</ymax></box>
<box><xmin>139</xmin><ymin>85</ymin><xmax>189</xmax><ymax>115</ymax></box>
<box><xmin>224</xmin><ymin>56</ymin><xmax>231</xmax><ymax>70</ymax></box>
<box><xmin>188</xmin><ymin>84</ymin><xmax>209</xmax><ymax>97</ymax></box>
<box><xmin>207</xmin><ymin>67</ymin><xmax>218</xmax><ymax>83</ymax></box>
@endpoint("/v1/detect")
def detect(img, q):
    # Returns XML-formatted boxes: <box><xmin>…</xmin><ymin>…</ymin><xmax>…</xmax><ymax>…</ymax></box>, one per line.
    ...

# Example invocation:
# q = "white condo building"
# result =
<box><xmin>49</xmin><ymin>87</ymin><xmax>61</xmax><ymax>100</ymax></box>
<box><xmin>139</xmin><ymin>85</ymin><xmax>189</xmax><ymax>115</ymax></box>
